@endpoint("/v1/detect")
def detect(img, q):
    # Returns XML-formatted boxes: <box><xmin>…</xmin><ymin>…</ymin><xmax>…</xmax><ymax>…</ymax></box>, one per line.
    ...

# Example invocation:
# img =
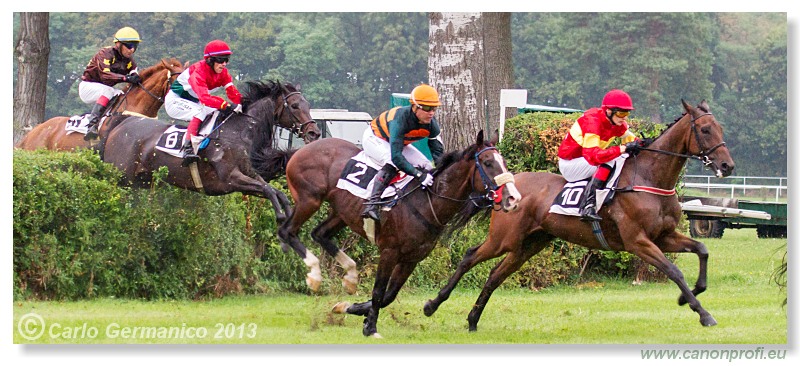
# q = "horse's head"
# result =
<box><xmin>680</xmin><ymin>99</ymin><xmax>735</xmax><ymax>177</ymax></box>
<box><xmin>275</xmin><ymin>82</ymin><xmax>321</xmax><ymax>143</ymax></box>
<box><xmin>122</xmin><ymin>58</ymin><xmax>185</xmax><ymax>117</ymax></box>
<box><xmin>467</xmin><ymin>130</ymin><xmax>521</xmax><ymax>212</ymax></box>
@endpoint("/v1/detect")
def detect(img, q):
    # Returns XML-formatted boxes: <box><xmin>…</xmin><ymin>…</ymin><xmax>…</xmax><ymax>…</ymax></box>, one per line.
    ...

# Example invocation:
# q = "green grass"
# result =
<box><xmin>13</xmin><ymin>229</ymin><xmax>787</xmax><ymax>344</ymax></box>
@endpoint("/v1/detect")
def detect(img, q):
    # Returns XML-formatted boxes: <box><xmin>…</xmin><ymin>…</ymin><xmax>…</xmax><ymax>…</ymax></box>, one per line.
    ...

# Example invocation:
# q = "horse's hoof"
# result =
<box><xmin>332</xmin><ymin>302</ymin><xmax>351</xmax><ymax>314</ymax></box>
<box><xmin>701</xmin><ymin>315</ymin><xmax>718</xmax><ymax>327</ymax></box>
<box><xmin>306</xmin><ymin>275</ymin><xmax>321</xmax><ymax>293</ymax></box>
<box><xmin>678</xmin><ymin>295</ymin><xmax>688</xmax><ymax>306</ymax></box>
<box><xmin>423</xmin><ymin>300</ymin><xmax>437</xmax><ymax>317</ymax></box>
<box><xmin>343</xmin><ymin>279</ymin><xmax>358</xmax><ymax>295</ymax></box>
<box><xmin>370</xmin><ymin>333</ymin><xmax>383</xmax><ymax>339</ymax></box>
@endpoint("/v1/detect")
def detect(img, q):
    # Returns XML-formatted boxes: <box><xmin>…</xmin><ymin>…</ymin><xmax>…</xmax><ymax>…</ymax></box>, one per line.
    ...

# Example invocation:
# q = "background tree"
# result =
<box><xmin>428</xmin><ymin>12</ymin><xmax>486</xmax><ymax>150</ymax></box>
<box><xmin>13</xmin><ymin>12</ymin><xmax>50</xmax><ymax>145</ymax></box>
<box><xmin>482</xmin><ymin>12</ymin><xmax>514</xmax><ymax>141</ymax></box>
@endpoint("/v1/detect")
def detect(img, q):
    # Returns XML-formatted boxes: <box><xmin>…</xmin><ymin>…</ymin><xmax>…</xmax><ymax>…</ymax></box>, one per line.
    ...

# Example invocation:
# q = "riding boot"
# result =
<box><xmin>180</xmin><ymin>138</ymin><xmax>200</xmax><ymax>167</ymax></box>
<box><xmin>361</xmin><ymin>164</ymin><xmax>398</xmax><ymax>221</ymax></box>
<box><xmin>579</xmin><ymin>177</ymin><xmax>606</xmax><ymax>222</ymax></box>
<box><xmin>83</xmin><ymin>103</ymin><xmax>105</xmax><ymax>141</ymax></box>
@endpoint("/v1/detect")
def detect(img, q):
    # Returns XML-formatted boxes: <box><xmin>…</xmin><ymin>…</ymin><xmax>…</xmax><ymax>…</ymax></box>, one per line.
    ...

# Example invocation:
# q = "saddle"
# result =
<box><xmin>335</xmin><ymin>151</ymin><xmax>414</xmax><ymax>203</ymax></box>
<box><xmin>549</xmin><ymin>160</ymin><xmax>625</xmax><ymax>217</ymax></box>
<box><xmin>154</xmin><ymin>111</ymin><xmax>226</xmax><ymax>157</ymax></box>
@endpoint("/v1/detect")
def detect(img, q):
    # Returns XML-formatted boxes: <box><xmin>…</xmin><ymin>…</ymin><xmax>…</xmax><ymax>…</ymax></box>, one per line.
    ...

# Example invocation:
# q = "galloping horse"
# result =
<box><xmin>102</xmin><ymin>80</ymin><xmax>320</xmax><ymax>224</ymax></box>
<box><xmin>423</xmin><ymin>100</ymin><xmax>735</xmax><ymax>331</ymax></box>
<box><xmin>15</xmin><ymin>58</ymin><xmax>185</xmax><ymax>151</ymax></box>
<box><xmin>277</xmin><ymin>131</ymin><xmax>522</xmax><ymax>337</ymax></box>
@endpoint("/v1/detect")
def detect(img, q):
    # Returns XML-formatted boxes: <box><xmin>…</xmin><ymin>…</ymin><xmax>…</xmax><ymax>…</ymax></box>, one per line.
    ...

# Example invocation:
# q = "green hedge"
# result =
<box><xmin>14</xmin><ymin>112</ymin><xmax>671</xmax><ymax>301</ymax></box>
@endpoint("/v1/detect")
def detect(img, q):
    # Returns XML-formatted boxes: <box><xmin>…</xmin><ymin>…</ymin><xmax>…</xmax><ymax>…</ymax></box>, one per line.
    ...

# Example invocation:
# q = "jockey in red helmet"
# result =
<box><xmin>80</xmin><ymin>27</ymin><xmax>142</xmax><ymax>140</ymax></box>
<box><xmin>165</xmin><ymin>40</ymin><xmax>242</xmax><ymax>165</ymax></box>
<box><xmin>557</xmin><ymin>89</ymin><xmax>645</xmax><ymax>221</ymax></box>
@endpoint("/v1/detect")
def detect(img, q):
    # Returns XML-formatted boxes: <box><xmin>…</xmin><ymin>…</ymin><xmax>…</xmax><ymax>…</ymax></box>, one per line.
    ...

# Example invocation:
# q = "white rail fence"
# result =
<box><xmin>682</xmin><ymin>175</ymin><xmax>788</xmax><ymax>201</ymax></box>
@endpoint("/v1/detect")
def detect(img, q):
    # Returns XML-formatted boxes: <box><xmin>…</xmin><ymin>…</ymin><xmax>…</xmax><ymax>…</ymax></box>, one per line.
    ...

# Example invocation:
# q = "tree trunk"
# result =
<box><xmin>482</xmin><ymin>12</ymin><xmax>514</xmax><ymax>142</ymax></box>
<box><xmin>13</xmin><ymin>12</ymin><xmax>50</xmax><ymax>145</ymax></box>
<box><xmin>428</xmin><ymin>12</ymin><xmax>485</xmax><ymax>150</ymax></box>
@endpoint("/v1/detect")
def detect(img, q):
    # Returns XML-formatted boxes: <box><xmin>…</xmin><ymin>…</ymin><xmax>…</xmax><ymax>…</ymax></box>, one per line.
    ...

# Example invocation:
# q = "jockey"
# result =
<box><xmin>360</xmin><ymin>84</ymin><xmax>445</xmax><ymax>221</ymax></box>
<box><xmin>557</xmin><ymin>89</ymin><xmax>645</xmax><ymax>221</ymax></box>
<box><xmin>164</xmin><ymin>39</ymin><xmax>242</xmax><ymax>165</ymax></box>
<box><xmin>80</xmin><ymin>27</ymin><xmax>141</xmax><ymax>140</ymax></box>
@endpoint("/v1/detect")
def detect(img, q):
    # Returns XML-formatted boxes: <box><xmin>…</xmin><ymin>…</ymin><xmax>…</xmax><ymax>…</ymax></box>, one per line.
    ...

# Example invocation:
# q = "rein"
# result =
<box><xmin>620</xmin><ymin>112</ymin><xmax>725</xmax><ymax>196</ymax></box>
<box><xmin>136</xmin><ymin>68</ymin><xmax>178</xmax><ymax>103</ymax></box>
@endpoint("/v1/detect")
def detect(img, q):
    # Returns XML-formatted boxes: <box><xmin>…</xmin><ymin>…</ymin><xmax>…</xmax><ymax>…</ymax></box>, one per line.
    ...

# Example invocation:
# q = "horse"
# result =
<box><xmin>277</xmin><ymin>131</ymin><xmax>522</xmax><ymax>337</ymax></box>
<box><xmin>422</xmin><ymin>100</ymin><xmax>735</xmax><ymax>331</ymax></box>
<box><xmin>15</xmin><ymin>58</ymin><xmax>186</xmax><ymax>151</ymax></box>
<box><xmin>101</xmin><ymin>80</ymin><xmax>321</xmax><ymax>224</ymax></box>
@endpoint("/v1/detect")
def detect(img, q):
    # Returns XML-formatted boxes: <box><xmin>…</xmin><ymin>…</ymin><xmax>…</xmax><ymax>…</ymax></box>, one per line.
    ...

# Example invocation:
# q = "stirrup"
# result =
<box><xmin>83</xmin><ymin>125</ymin><xmax>99</xmax><ymax>140</ymax></box>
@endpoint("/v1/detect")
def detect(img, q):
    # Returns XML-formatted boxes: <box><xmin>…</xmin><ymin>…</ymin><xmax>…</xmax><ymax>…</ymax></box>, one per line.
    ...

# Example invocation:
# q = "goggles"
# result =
<box><xmin>209</xmin><ymin>56</ymin><xmax>230</xmax><ymax>64</ymax></box>
<box><xmin>121</xmin><ymin>42</ymin><xmax>138</xmax><ymax>51</ymax></box>
<box><xmin>417</xmin><ymin>104</ymin><xmax>437</xmax><ymax>112</ymax></box>
<box><xmin>613</xmin><ymin>109</ymin><xmax>630</xmax><ymax>118</ymax></box>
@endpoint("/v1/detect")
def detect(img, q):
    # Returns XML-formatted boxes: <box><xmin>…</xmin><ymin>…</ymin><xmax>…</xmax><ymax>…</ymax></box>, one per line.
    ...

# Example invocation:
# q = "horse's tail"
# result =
<box><xmin>250</xmin><ymin>147</ymin><xmax>297</xmax><ymax>182</ymax></box>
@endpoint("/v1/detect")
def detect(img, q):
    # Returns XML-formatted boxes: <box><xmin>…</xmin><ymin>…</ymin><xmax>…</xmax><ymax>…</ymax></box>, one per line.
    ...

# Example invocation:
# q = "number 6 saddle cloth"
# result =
<box><xmin>335</xmin><ymin>151</ymin><xmax>415</xmax><ymax>200</ymax></box>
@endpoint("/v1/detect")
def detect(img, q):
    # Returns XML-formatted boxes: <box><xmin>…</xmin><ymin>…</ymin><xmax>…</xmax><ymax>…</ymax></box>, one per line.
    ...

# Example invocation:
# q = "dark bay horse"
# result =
<box><xmin>423</xmin><ymin>100</ymin><xmax>735</xmax><ymax>331</ymax></box>
<box><xmin>102</xmin><ymin>80</ymin><xmax>320</xmax><ymax>224</ymax></box>
<box><xmin>15</xmin><ymin>58</ymin><xmax>186</xmax><ymax>151</ymax></box>
<box><xmin>277</xmin><ymin>131</ymin><xmax>522</xmax><ymax>337</ymax></box>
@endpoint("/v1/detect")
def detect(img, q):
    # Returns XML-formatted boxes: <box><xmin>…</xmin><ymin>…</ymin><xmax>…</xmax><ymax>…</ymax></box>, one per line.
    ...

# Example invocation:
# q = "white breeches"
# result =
<box><xmin>361</xmin><ymin>129</ymin><xmax>433</xmax><ymax>171</ymax></box>
<box><xmin>164</xmin><ymin>90</ymin><xmax>217</xmax><ymax>121</ymax></box>
<box><xmin>78</xmin><ymin>81</ymin><xmax>123</xmax><ymax>105</ymax></box>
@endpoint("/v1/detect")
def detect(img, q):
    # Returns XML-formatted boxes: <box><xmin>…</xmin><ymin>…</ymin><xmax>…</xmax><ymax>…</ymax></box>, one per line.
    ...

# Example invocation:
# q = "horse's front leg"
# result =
<box><xmin>658</xmin><ymin>231</ymin><xmax>709</xmax><ymax>305</ymax></box>
<box><xmin>276</xmin><ymin>194</ymin><xmax>325</xmax><ymax>292</ymax></box>
<box><xmin>627</xmin><ymin>232</ymin><xmax>716</xmax><ymax>327</ymax></box>
<box><xmin>362</xmin><ymin>251</ymin><xmax>397</xmax><ymax>338</ymax></box>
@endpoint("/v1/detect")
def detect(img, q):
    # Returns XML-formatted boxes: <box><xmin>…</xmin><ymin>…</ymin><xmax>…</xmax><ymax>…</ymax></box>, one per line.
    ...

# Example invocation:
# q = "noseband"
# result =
<box><xmin>278</xmin><ymin>91</ymin><xmax>316</xmax><ymax>138</ymax></box>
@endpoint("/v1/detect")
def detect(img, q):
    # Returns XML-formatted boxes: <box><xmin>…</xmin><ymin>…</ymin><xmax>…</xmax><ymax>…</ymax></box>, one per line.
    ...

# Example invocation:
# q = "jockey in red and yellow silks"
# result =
<box><xmin>557</xmin><ymin>89</ymin><xmax>643</xmax><ymax>222</ymax></box>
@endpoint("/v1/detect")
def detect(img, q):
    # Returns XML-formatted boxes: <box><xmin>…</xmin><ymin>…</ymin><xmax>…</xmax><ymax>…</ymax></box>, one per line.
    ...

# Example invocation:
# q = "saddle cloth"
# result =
<box><xmin>154</xmin><ymin>112</ymin><xmax>220</xmax><ymax>158</ymax></box>
<box><xmin>64</xmin><ymin>113</ymin><xmax>96</xmax><ymax>135</ymax></box>
<box><xmin>548</xmin><ymin>158</ymin><xmax>626</xmax><ymax>217</ymax></box>
<box><xmin>335</xmin><ymin>151</ymin><xmax>414</xmax><ymax>200</ymax></box>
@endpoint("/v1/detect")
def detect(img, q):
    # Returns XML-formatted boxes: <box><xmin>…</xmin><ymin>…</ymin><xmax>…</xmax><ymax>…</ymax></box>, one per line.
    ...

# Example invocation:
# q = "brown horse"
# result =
<box><xmin>102</xmin><ymin>80</ymin><xmax>320</xmax><ymax>224</ymax></box>
<box><xmin>15</xmin><ymin>58</ymin><xmax>186</xmax><ymax>151</ymax></box>
<box><xmin>277</xmin><ymin>131</ymin><xmax>522</xmax><ymax>337</ymax></box>
<box><xmin>423</xmin><ymin>100</ymin><xmax>735</xmax><ymax>331</ymax></box>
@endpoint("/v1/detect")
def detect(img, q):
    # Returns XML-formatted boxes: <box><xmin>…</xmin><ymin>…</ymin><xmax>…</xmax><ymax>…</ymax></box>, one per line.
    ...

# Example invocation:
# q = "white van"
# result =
<box><xmin>273</xmin><ymin>109</ymin><xmax>372</xmax><ymax>149</ymax></box>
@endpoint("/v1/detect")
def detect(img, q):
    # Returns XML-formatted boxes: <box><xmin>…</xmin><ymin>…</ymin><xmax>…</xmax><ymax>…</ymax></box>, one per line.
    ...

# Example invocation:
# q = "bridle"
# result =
<box><xmin>640</xmin><ymin>112</ymin><xmax>726</xmax><ymax>168</ymax></box>
<box><xmin>277</xmin><ymin>91</ymin><xmax>316</xmax><ymax>138</ymax></box>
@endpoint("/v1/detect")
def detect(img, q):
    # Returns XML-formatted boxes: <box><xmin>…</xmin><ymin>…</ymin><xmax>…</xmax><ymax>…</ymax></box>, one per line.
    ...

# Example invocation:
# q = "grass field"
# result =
<box><xmin>13</xmin><ymin>229</ymin><xmax>787</xmax><ymax>345</ymax></box>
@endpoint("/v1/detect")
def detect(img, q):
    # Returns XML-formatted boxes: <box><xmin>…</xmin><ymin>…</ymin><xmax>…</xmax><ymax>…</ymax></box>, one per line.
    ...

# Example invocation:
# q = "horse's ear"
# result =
<box><xmin>489</xmin><ymin>129</ymin><xmax>500</xmax><ymax>146</ymax></box>
<box><xmin>699</xmin><ymin>99</ymin><xmax>710</xmax><ymax>112</ymax></box>
<box><xmin>183</xmin><ymin>61</ymin><xmax>190</xmax><ymax>69</ymax></box>
<box><xmin>476</xmin><ymin>130</ymin><xmax>485</xmax><ymax>146</ymax></box>
<box><xmin>681</xmin><ymin>99</ymin><xmax>694</xmax><ymax>114</ymax></box>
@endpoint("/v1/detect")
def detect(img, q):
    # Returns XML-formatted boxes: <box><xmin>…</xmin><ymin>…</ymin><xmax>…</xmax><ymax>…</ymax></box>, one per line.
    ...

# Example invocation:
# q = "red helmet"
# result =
<box><xmin>601</xmin><ymin>89</ymin><xmax>634</xmax><ymax>110</ymax></box>
<box><xmin>204</xmin><ymin>40</ymin><xmax>232</xmax><ymax>58</ymax></box>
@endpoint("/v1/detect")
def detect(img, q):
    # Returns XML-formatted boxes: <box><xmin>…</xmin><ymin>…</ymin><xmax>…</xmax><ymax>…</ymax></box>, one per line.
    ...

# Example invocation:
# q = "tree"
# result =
<box><xmin>13</xmin><ymin>12</ymin><xmax>50</xmax><ymax>144</ymax></box>
<box><xmin>428</xmin><ymin>12</ymin><xmax>514</xmax><ymax>149</ymax></box>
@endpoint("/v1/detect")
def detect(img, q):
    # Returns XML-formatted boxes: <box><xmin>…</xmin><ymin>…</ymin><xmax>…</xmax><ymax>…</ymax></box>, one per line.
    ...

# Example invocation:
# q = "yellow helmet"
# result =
<box><xmin>114</xmin><ymin>27</ymin><xmax>141</xmax><ymax>43</ymax></box>
<box><xmin>410</xmin><ymin>84</ymin><xmax>441</xmax><ymax>106</ymax></box>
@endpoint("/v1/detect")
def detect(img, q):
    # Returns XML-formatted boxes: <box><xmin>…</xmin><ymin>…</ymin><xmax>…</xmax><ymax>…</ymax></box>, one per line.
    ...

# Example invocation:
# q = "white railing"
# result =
<box><xmin>682</xmin><ymin>175</ymin><xmax>788</xmax><ymax>201</ymax></box>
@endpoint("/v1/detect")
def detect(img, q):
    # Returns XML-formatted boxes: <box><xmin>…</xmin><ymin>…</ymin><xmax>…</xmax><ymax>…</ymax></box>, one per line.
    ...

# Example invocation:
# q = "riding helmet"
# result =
<box><xmin>410</xmin><ymin>84</ymin><xmax>441</xmax><ymax>106</ymax></box>
<box><xmin>601</xmin><ymin>89</ymin><xmax>634</xmax><ymax>110</ymax></box>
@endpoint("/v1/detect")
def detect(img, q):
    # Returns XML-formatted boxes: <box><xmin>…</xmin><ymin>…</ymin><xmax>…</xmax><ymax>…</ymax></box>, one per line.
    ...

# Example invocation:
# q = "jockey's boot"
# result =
<box><xmin>361</xmin><ymin>164</ymin><xmax>398</xmax><ymax>221</ymax></box>
<box><xmin>579</xmin><ymin>176</ymin><xmax>606</xmax><ymax>222</ymax></box>
<box><xmin>180</xmin><ymin>138</ymin><xmax>200</xmax><ymax>167</ymax></box>
<box><xmin>83</xmin><ymin>103</ymin><xmax>105</xmax><ymax>141</ymax></box>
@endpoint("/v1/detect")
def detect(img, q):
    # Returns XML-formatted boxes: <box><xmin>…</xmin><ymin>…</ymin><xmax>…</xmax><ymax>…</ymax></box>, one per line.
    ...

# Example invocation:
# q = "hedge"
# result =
<box><xmin>14</xmin><ymin>112</ymin><xmax>669</xmax><ymax>300</ymax></box>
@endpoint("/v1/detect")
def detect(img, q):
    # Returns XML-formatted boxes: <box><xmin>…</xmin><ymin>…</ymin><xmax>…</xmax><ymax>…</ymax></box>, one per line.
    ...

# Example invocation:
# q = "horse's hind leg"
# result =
<box><xmin>311</xmin><ymin>215</ymin><xmax>358</xmax><ymax>294</ymax></box>
<box><xmin>629</xmin><ymin>235</ymin><xmax>716</xmax><ymax>327</ymax></box>
<box><xmin>658</xmin><ymin>231</ymin><xmax>710</xmax><ymax>306</ymax></box>
<box><xmin>337</xmin><ymin>261</ymin><xmax>418</xmax><ymax>317</ymax></box>
<box><xmin>468</xmin><ymin>240</ymin><xmax>548</xmax><ymax>332</ymax></box>
<box><xmin>277</xmin><ymin>196</ymin><xmax>325</xmax><ymax>293</ymax></box>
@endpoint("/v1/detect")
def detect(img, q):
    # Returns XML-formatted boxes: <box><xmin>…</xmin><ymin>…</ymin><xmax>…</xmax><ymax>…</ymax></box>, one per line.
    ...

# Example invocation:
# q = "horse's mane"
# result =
<box><xmin>137</xmin><ymin>58</ymin><xmax>180</xmax><ymax>79</ymax></box>
<box><xmin>434</xmin><ymin>140</ymin><xmax>497</xmax><ymax>238</ymax></box>
<box><xmin>240</xmin><ymin>80</ymin><xmax>298</xmax><ymax>108</ymax></box>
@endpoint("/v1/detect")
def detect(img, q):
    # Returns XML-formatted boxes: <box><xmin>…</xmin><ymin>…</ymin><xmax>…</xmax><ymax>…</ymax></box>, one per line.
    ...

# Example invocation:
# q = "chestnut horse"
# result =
<box><xmin>101</xmin><ymin>80</ymin><xmax>320</xmax><ymax>224</ymax></box>
<box><xmin>277</xmin><ymin>131</ymin><xmax>522</xmax><ymax>337</ymax></box>
<box><xmin>15</xmin><ymin>58</ymin><xmax>185</xmax><ymax>151</ymax></box>
<box><xmin>423</xmin><ymin>100</ymin><xmax>735</xmax><ymax>331</ymax></box>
